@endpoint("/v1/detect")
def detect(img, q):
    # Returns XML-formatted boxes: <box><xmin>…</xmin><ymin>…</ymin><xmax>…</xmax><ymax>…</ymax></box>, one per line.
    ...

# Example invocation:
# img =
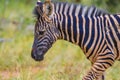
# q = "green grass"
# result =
<box><xmin>0</xmin><ymin>0</ymin><xmax>120</xmax><ymax>80</ymax></box>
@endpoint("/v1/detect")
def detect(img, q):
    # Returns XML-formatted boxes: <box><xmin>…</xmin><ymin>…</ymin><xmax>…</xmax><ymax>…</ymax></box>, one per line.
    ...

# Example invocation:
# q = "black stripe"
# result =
<box><xmin>99</xmin><ymin>52</ymin><xmax>114</xmax><ymax>56</ymax></box>
<box><xmin>67</xmin><ymin>4</ymin><xmax>72</xmax><ymax>42</ymax></box>
<box><xmin>87</xmin><ymin>17</ymin><xmax>95</xmax><ymax>59</ymax></box>
<box><xmin>78</xmin><ymin>16</ymin><xmax>83</xmax><ymax>46</ymax></box>
<box><xmin>83</xmin><ymin>16</ymin><xmax>89</xmax><ymax>51</ymax></box>
<box><xmin>91</xmin><ymin>7</ymin><xmax>96</xmax><ymax>17</ymax></box>
<box><xmin>99</xmin><ymin>62</ymin><xmax>112</xmax><ymax>66</ymax></box>
<box><xmin>62</xmin><ymin>3</ymin><xmax>67</xmax><ymax>40</ymax></box>
<box><xmin>72</xmin><ymin>5</ymin><xmax>77</xmax><ymax>42</ymax></box>
<box><xmin>79</xmin><ymin>6</ymin><xmax>83</xmax><ymax>15</ymax></box>
<box><xmin>98</xmin><ymin>57</ymin><xmax>114</xmax><ymax>62</ymax></box>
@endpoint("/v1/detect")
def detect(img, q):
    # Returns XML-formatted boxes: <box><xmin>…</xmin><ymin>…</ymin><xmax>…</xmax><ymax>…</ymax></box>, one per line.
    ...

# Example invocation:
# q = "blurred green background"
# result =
<box><xmin>0</xmin><ymin>0</ymin><xmax>120</xmax><ymax>80</ymax></box>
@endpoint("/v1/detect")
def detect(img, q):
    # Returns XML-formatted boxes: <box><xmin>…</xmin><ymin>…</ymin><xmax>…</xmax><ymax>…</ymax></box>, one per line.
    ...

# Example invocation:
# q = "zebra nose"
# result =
<box><xmin>31</xmin><ymin>48</ymin><xmax>44</xmax><ymax>61</ymax></box>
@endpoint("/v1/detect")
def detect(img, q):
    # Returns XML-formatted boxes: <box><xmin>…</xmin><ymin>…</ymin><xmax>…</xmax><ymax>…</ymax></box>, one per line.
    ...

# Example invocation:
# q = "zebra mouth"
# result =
<box><xmin>31</xmin><ymin>49</ymin><xmax>45</xmax><ymax>61</ymax></box>
<box><xmin>35</xmin><ymin>56</ymin><xmax>44</xmax><ymax>61</ymax></box>
<box><xmin>31</xmin><ymin>53</ymin><xmax>44</xmax><ymax>61</ymax></box>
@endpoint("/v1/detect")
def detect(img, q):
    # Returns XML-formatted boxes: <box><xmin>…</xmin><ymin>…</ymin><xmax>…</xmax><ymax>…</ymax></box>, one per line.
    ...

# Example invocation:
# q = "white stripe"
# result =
<box><xmin>81</xmin><ymin>15</ymin><xmax>86</xmax><ymax>49</ymax></box>
<box><xmin>110</xmin><ymin>15</ymin><xmax>119</xmax><ymax>26</ymax></box>
<box><xmin>55</xmin><ymin>3</ymin><xmax>59</xmax><ymax>27</ymax></box>
<box><xmin>64</xmin><ymin>4</ymin><xmax>69</xmax><ymax>41</ymax></box>
<box><xmin>88</xmin><ymin>7</ymin><xmax>94</xmax><ymax>17</ymax></box>
<box><xmin>69</xmin><ymin>4</ymin><xmax>75</xmax><ymax>43</ymax></box>
<box><xmin>118</xmin><ymin>14</ymin><xmax>120</xmax><ymax>17</ymax></box>
<box><xmin>93</xmin><ymin>8</ymin><xmax>97</xmax><ymax>16</ymax></box>
<box><xmin>75</xmin><ymin>5</ymin><xmax>81</xmax><ymax>44</ymax></box>
<box><xmin>82</xmin><ymin>6</ymin><xmax>88</xmax><ymax>16</ymax></box>
<box><xmin>59</xmin><ymin>3</ymin><xmax>65</xmax><ymax>39</ymax></box>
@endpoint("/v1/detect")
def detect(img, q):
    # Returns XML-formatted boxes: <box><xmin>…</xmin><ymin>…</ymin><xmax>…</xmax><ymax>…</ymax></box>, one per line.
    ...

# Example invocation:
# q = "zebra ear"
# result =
<box><xmin>43</xmin><ymin>0</ymin><xmax>54</xmax><ymax>18</ymax></box>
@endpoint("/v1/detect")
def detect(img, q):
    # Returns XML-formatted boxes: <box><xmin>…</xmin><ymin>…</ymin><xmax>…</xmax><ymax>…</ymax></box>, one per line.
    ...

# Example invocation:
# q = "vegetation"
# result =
<box><xmin>0</xmin><ymin>0</ymin><xmax>120</xmax><ymax>80</ymax></box>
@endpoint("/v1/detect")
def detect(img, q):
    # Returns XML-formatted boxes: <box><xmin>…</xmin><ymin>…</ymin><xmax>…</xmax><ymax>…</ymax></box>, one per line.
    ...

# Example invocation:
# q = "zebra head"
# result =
<box><xmin>31</xmin><ymin>0</ymin><xmax>61</xmax><ymax>61</ymax></box>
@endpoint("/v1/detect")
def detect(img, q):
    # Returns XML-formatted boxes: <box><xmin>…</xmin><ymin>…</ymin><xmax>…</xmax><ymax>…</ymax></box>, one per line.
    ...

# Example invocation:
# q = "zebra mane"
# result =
<box><xmin>53</xmin><ymin>2</ymin><xmax>109</xmax><ymax>17</ymax></box>
<box><xmin>33</xmin><ymin>1</ymin><xmax>109</xmax><ymax>19</ymax></box>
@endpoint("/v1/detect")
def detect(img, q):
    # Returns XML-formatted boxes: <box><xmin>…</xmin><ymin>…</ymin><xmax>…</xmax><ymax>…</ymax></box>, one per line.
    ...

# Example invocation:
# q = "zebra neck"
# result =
<box><xmin>55</xmin><ymin>14</ymin><xmax>85</xmax><ymax>46</ymax></box>
<box><xmin>53</xmin><ymin>2</ymin><xmax>107</xmax><ymax>43</ymax></box>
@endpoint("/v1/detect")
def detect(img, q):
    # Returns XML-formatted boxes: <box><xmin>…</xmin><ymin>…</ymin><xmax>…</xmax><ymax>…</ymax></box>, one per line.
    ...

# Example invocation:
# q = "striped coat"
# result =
<box><xmin>32</xmin><ymin>1</ymin><xmax>120</xmax><ymax>80</ymax></box>
<box><xmin>52</xmin><ymin>2</ymin><xmax>120</xmax><ymax>62</ymax></box>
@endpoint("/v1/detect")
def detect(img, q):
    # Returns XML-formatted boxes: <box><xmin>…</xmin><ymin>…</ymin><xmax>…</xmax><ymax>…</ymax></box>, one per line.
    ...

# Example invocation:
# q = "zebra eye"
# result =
<box><xmin>38</xmin><ymin>31</ymin><xmax>45</xmax><ymax>35</ymax></box>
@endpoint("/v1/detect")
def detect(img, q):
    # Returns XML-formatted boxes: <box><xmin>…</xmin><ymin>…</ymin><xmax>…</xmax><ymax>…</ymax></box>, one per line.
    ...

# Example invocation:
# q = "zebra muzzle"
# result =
<box><xmin>31</xmin><ymin>48</ymin><xmax>44</xmax><ymax>61</ymax></box>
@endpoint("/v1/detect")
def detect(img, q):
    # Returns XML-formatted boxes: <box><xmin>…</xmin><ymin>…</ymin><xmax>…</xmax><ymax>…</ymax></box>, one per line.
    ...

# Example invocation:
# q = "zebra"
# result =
<box><xmin>31</xmin><ymin>0</ymin><xmax>120</xmax><ymax>80</ymax></box>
